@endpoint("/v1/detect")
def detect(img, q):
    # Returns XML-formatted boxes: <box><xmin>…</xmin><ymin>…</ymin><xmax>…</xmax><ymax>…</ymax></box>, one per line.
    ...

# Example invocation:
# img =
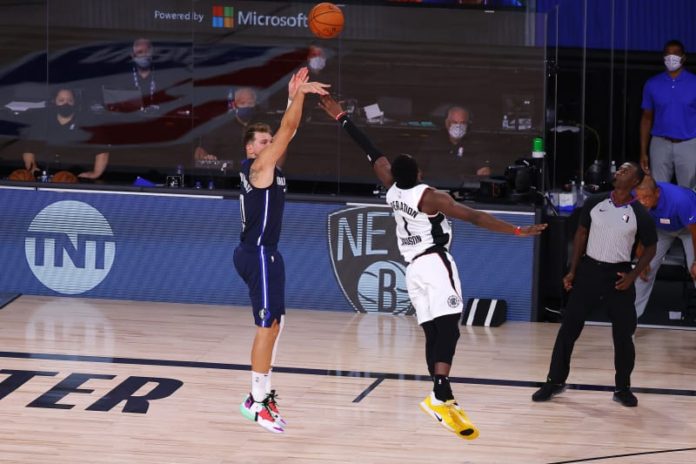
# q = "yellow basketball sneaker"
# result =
<box><xmin>419</xmin><ymin>393</ymin><xmax>479</xmax><ymax>440</ymax></box>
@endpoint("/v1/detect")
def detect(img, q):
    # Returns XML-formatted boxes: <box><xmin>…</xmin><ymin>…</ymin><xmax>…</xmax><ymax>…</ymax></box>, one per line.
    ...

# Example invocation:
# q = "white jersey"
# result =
<box><xmin>385</xmin><ymin>183</ymin><xmax>452</xmax><ymax>263</ymax></box>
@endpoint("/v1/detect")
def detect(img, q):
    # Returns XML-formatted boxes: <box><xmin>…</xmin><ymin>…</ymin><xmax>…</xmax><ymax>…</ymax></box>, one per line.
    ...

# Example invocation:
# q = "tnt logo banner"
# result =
<box><xmin>24</xmin><ymin>200</ymin><xmax>116</xmax><ymax>295</ymax></box>
<box><xmin>328</xmin><ymin>205</ymin><xmax>414</xmax><ymax>315</ymax></box>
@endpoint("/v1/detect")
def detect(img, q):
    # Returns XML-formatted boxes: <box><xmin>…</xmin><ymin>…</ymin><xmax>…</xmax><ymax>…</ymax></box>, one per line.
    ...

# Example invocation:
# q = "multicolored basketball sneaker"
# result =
<box><xmin>240</xmin><ymin>393</ymin><xmax>284</xmax><ymax>433</ymax></box>
<box><xmin>264</xmin><ymin>390</ymin><xmax>287</xmax><ymax>426</ymax></box>
<box><xmin>419</xmin><ymin>393</ymin><xmax>479</xmax><ymax>440</ymax></box>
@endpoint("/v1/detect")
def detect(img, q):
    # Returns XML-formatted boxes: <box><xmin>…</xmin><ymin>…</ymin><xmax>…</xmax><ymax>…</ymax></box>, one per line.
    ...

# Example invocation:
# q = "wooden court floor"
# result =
<box><xmin>0</xmin><ymin>296</ymin><xmax>695</xmax><ymax>464</ymax></box>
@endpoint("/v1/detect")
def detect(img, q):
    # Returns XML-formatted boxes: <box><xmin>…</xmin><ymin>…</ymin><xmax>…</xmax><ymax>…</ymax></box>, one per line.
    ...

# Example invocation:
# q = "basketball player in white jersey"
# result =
<box><xmin>320</xmin><ymin>95</ymin><xmax>546</xmax><ymax>440</ymax></box>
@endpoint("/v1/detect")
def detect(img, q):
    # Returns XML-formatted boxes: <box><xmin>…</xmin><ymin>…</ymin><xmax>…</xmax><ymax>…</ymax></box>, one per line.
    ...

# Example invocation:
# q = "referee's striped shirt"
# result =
<box><xmin>580</xmin><ymin>193</ymin><xmax>657</xmax><ymax>263</ymax></box>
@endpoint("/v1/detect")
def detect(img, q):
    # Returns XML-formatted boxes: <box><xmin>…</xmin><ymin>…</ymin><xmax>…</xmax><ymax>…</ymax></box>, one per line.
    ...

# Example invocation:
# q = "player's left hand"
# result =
<box><xmin>288</xmin><ymin>67</ymin><xmax>310</xmax><ymax>101</ymax></box>
<box><xmin>615</xmin><ymin>271</ymin><xmax>636</xmax><ymax>290</ymax></box>
<box><xmin>516</xmin><ymin>224</ymin><xmax>548</xmax><ymax>236</ymax></box>
<box><xmin>690</xmin><ymin>262</ymin><xmax>696</xmax><ymax>281</ymax></box>
<box><xmin>298</xmin><ymin>81</ymin><xmax>330</xmax><ymax>96</ymax></box>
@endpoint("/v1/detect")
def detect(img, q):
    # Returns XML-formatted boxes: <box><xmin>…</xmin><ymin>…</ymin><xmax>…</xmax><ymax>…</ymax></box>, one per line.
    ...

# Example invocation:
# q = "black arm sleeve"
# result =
<box><xmin>337</xmin><ymin>114</ymin><xmax>385</xmax><ymax>165</ymax></box>
<box><xmin>632</xmin><ymin>202</ymin><xmax>658</xmax><ymax>247</ymax></box>
<box><xmin>578</xmin><ymin>193</ymin><xmax>608</xmax><ymax>229</ymax></box>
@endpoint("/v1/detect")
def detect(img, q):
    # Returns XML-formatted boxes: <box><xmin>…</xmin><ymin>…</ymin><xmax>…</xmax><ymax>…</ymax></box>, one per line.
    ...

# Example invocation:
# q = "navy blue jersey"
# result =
<box><xmin>238</xmin><ymin>158</ymin><xmax>287</xmax><ymax>248</ymax></box>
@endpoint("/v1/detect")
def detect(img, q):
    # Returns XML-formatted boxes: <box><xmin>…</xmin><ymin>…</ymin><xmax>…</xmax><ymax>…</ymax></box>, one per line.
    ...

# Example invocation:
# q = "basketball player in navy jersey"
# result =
<box><xmin>235</xmin><ymin>68</ymin><xmax>329</xmax><ymax>433</ymax></box>
<box><xmin>319</xmin><ymin>95</ymin><xmax>546</xmax><ymax>440</ymax></box>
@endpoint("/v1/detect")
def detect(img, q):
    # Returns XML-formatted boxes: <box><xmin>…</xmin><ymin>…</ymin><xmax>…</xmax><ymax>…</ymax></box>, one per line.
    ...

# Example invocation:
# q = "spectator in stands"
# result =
<box><xmin>128</xmin><ymin>37</ymin><xmax>158</xmax><ymax>109</ymax></box>
<box><xmin>417</xmin><ymin>106</ymin><xmax>491</xmax><ymax>183</ymax></box>
<box><xmin>195</xmin><ymin>87</ymin><xmax>259</xmax><ymax>163</ymax></box>
<box><xmin>22</xmin><ymin>88</ymin><xmax>109</xmax><ymax>180</ymax></box>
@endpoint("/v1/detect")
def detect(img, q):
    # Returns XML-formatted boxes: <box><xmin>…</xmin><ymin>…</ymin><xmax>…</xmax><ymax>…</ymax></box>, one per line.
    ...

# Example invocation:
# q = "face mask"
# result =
<box><xmin>664</xmin><ymin>54</ymin><xmax>682</xmax><ymax>72</ymax></box>
<box><xmin>134</xmin><ymin>56</ymin><xmax>152</xmax><ymax>69</ymax></box>
<box><xmin>308</xmin><ymin>56</ymin><xmax>326</xmax><ymax>72</ymax></box>
<box><xmin>56</xmin><ymin>104</ymin><xmax>75</xmax><ymax>118</ymax></box>
<box><xmin>448</xmin><ymin>123</ymin><xmax>467</xmax><ymax>139</ymax></box>
<box><xmin>235</xmin><ymin>106</ymin><xmax>257</xmax><ymax>122</ymax></box>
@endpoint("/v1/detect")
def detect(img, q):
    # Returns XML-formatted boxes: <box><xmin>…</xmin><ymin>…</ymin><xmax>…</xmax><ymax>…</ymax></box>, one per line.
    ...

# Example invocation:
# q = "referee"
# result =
<box><xmin>533</xmin><ymin>162</ymin><xmax>657</xmax><ymax>407</ymax></box>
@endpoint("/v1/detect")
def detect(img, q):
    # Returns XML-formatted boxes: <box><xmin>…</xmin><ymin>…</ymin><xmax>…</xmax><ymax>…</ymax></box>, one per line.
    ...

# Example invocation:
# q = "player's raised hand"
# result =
<box><xmin>318</xmin><ymin>94</ymin><xmax>344</xmax><ymax>119</ymax></box>
<box><xmin>297</xmin><ymin>81</ymin><xmax>330</xmax><ymax>96</ymax></box>
<box><xmin>288</xmin><ymin>67</ymin><xmax>310</xmax><ymax>100</ymax></box>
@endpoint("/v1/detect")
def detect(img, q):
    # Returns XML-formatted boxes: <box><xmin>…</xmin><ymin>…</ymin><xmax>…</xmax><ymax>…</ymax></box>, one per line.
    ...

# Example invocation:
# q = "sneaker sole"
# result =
<box><xmin>449</xmin><ymin>408</ymin><xmax>480</xmax><ymax>440</ymax></box>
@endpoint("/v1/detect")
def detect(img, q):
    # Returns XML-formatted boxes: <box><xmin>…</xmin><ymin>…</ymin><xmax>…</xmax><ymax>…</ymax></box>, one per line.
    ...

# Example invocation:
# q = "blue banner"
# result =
<box><xmin>0</xmin><ymin>188</ymin><xmax>537</xmax><ymax>320</ymax></box>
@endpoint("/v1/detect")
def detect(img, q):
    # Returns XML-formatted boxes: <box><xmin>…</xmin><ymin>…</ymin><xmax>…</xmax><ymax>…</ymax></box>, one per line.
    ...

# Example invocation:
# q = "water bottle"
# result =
<box><xmin>207</xmin><ymin>179</ymin><xmax>215</xmax><ymax>190</ymax></box>
<box><xmin>610</xmin><ymin>160</ymin><xmax>616</xmax><ymax>175</ymax></box>
<box><xmin>40</xmin><ymin>170</ymin><xmax>48</xmax><ymax>183</ymax></box>
<box><xmin>176</xmin><ymin>164</ymin><xmax>185</xmax><ymax>187</ymax></box>
<box><xmin>577</xmin><ymin>181</ymin><xmax>586</xmax><ymax>207</ymax></box>
<box><xmin>502</xmin><ymin>114</ymin><xmax>509</xmax><ymax>129</ymax></box>
<box><xmin>227</xmin><ymin>88</ymin><xmax>235</xmax><ymax>112</ymax></box>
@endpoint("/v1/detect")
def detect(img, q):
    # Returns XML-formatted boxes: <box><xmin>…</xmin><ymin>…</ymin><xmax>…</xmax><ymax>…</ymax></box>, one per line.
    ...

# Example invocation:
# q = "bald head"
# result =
<box><xmin>634</xmin><ymin>175</ymin><xmax>659</xmax><ymax>209</ymax></box>
<box><xmin>635</xmin><ymin>175</ymin><xmax>657</xmax><ymax>192</ymax></box>
<box><xmin>445</xmin><ymin>106</ymin><xmax>470</xmax><ymax>127</ymax></box>
<box><xmin>235</xmin><ymin>87</ymin><xmax>257</xmax><ymax>107</ymax></box>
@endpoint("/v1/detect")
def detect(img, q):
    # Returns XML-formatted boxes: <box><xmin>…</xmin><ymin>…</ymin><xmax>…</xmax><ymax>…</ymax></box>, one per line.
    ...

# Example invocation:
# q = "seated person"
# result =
<box><xmin>194</xmin><ymin>87</ymin><xmax>259</xmax><ymax>163</ymax></box>
<box><xmin>443</xmin><ymin>106</ymin><xmax>490</xmax><ymax>176</ymax></box>
<box><xmin>22</xmin><ymin>88</ymin><xmax>109</xmax><ymax>180</ymax></box>
<box><xmin>416</xmin><ymin>105</ymin><xmax>492</xmax><ymax>187</ymax></box>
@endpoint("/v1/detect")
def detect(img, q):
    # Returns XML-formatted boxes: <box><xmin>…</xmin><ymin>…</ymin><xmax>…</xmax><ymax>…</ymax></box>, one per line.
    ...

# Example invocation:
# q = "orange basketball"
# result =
<box><xmin>308</xmin><ymin>3</ymin><xmax>344</xmax><ymax>39</ymax></box>
<box><xmin>8</xmin><ymin>169</ymin><xmax>35</xmax><ymax>181</ymax></box>
<box><xmin>51</xmin><ymin>170</ymin><xmax>78</xmax><ymax>184</ymax></box>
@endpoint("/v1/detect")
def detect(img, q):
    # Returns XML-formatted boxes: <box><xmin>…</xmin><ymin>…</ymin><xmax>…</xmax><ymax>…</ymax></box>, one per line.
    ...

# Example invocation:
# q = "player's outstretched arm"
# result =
<box><xmin>419</xmin><ymin>187</ymin><xmax>548</xmax><ymax>236</ymax></box>
<box><xmin>251</xmin><ymin>77</ymin><xmax>329</xmax><ymax>187</ymax></box>
<box><xmin>319</xmin><ymin>94</ymin><xmax>394</xmax><ymax>188</ymax></box>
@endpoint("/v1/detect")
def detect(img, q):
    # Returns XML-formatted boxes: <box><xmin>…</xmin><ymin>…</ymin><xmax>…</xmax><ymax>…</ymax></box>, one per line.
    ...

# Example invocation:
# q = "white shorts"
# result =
<box><xmin>406</xmin><ymin>250</ymin><xmax>464</xmax><ymax>325</ymax></box>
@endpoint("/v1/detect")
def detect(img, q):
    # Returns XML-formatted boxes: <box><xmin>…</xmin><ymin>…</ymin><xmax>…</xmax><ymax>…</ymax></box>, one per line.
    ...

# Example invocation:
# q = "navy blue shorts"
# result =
<box><xmin>233</xmin><ymin>245</ymin><xmax>285</xmax><ymax>327</ymax></box>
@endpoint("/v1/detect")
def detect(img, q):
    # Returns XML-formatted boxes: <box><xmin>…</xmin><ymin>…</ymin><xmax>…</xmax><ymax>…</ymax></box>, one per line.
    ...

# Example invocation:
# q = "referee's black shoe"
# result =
<box><xmin>532</xmin><ymin>382</ymin><xmax>567</xmax><ymax>402</ymax></box>
<box><xmin>613</xmin><ymin>389</ymin><xmax>638</xmax><ymax>407</ymax></box>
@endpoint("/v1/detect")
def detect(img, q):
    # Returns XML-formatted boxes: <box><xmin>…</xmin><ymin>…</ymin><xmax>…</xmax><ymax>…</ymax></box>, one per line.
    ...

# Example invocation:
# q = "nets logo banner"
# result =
<box><xmin>328</xmin><ymin>205</ymin><xmax>414</xmax><ymax>315</ymax></box>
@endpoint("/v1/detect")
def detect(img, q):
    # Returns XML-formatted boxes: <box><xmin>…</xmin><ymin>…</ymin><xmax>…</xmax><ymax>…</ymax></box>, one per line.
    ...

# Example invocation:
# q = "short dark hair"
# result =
<box><xmin>626</xmin><ymin>161</ymin><xmax>646</xmax><ymax>185</ymax></box>
<box><xmin>664</xmin><ymin>39</ymin><xmax>685</xmax><ymax>54</ymax></box>
<box><xmin>391</xmin><ymin>154</ymin><xmax>419</xmax><ymax>189</ymax></box>
<box><xmin>243</xmin><ymin>122</ymin><xmax>272</xmax><ymax>147</ymax></box>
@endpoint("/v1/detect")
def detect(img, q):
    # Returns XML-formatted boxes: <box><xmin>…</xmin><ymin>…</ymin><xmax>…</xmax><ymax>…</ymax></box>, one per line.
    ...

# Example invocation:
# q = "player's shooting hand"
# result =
<box><xmin>298</xmin><ymin>81</ymin><xmax>330</xmax><ymax>96</ymax></box>
<box><xmin>615</xmin><ymin>271</ymin><xmax>636</xmax><ymax>290</ymax></box>
<box><xmin>288</xmin><ymin>67</ymin><xmax>310</xmax><ymax>100</ymax></box>
<box><xmin>318</xmin><ymin>94</ymin><xmax>344</xmax><ymax>119</ymax></box>
<box><xmin>639</xmin><ymin>264</ymin><xmax>651</xmax><ymax>282</ymax></box>
<box><xmin>562</xmin><ymin>272</ymin><xmax>575</xmax><ymax>291</ymax></box>
<box><xmin>516</xmin><ymin>223</ymin><xmax>548</xmax><ymax>236</ymax></box>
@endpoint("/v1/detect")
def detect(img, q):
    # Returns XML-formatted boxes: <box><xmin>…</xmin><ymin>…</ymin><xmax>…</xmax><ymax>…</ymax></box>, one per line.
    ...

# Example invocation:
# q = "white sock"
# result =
<box><xmin>251</xmin><ymin>371</ymin><xmax>267</xmax><ymax>402</ymax></box>
<box><xmin>265</xmin><ymin>369</ymin><xmax>273</xmax><ymax>395</ymax></box>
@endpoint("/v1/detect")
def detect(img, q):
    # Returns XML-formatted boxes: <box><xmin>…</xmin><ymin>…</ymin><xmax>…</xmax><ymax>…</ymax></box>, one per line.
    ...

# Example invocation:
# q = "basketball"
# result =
<box><xmin>8</xmin><ymin>169</ymin><xmax>35</xmax><ymax>181</ymax></box>
<box><xmin>308</xmin><ymin>3</ymin><xmax>344</xmax><ymax>39</ymax></box>
<box><xmin>51</xmin><ymin>170</ymin><xmax>78</xmax><ymax>183</ymax></box>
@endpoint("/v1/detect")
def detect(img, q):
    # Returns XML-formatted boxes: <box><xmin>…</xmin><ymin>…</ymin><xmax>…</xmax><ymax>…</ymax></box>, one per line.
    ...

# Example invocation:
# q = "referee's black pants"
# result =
<box><xmin>547</xmin><ymin>256</ymin><xmax>637</xmax><ymax>390</ymax></box>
